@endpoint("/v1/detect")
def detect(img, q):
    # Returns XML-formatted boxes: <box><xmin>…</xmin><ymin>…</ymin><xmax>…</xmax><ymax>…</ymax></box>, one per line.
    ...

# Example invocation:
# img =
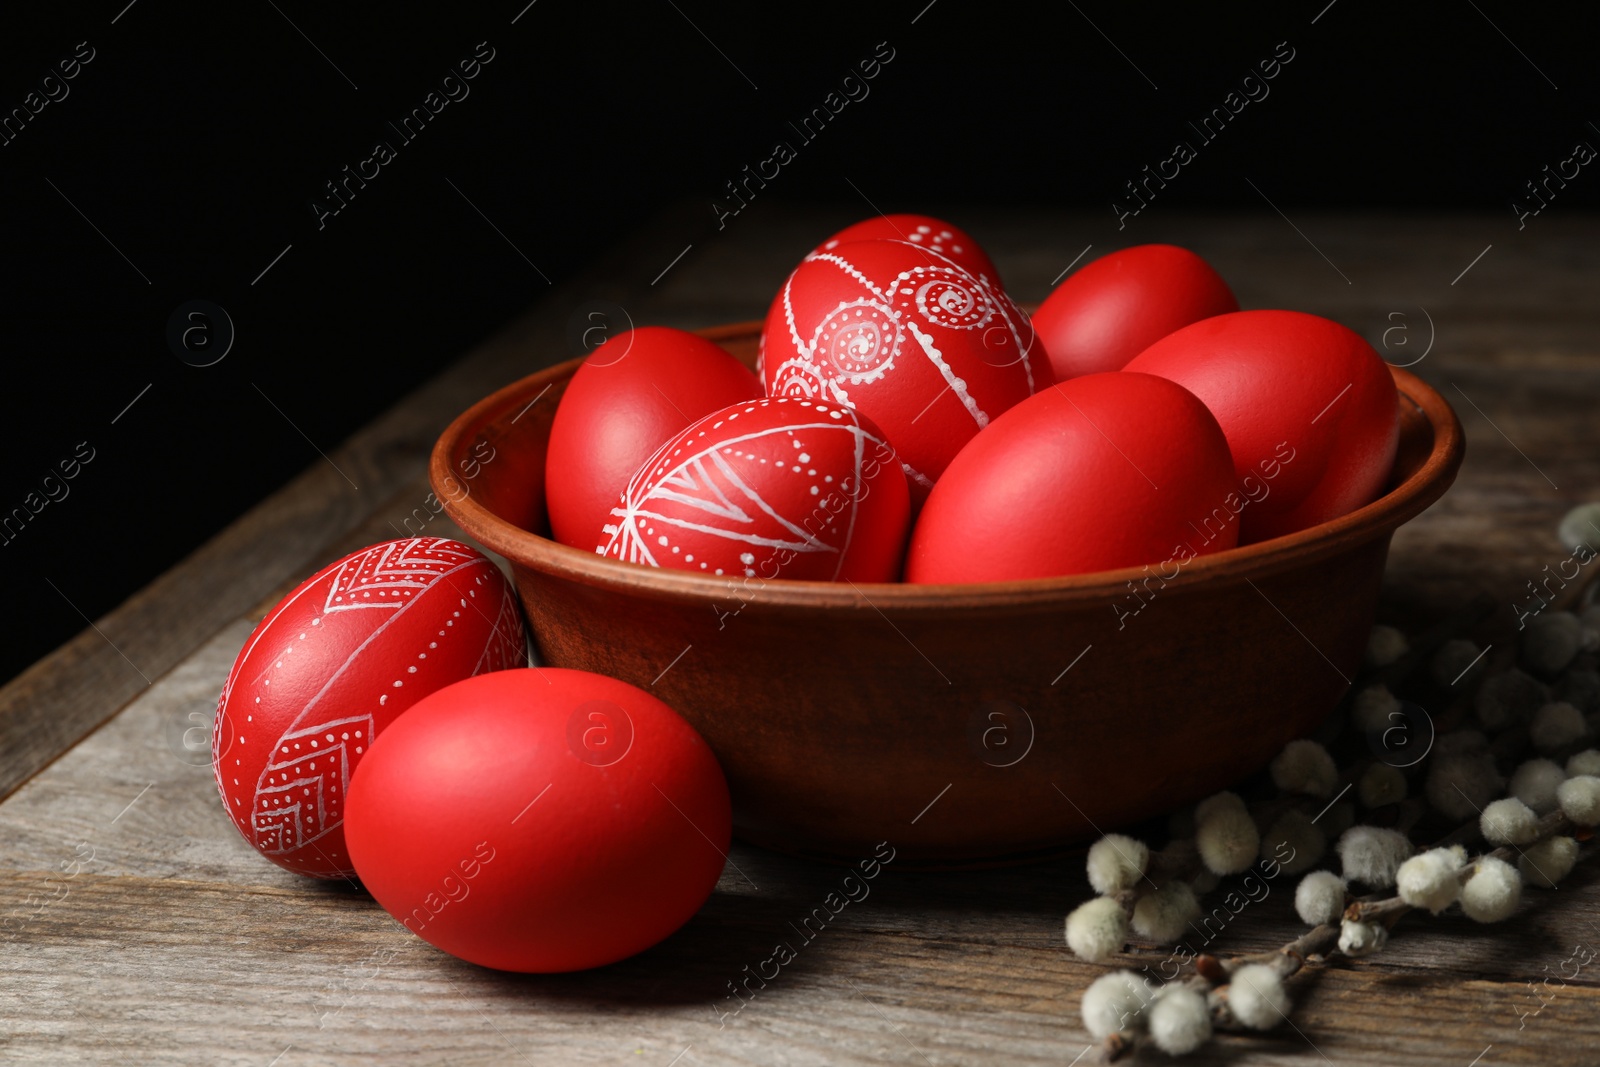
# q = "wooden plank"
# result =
<box><xmin>1</xmin><ymin>868</ymin><xmax>1597</xmax><ymax>1065</ymax></box>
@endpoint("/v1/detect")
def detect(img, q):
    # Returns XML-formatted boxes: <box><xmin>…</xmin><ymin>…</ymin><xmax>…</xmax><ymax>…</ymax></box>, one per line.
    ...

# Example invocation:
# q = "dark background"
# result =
<box><xmin>3</xmin><ymin>0</ymin><xmax>1596</xmax><ymax>683</ymax></box>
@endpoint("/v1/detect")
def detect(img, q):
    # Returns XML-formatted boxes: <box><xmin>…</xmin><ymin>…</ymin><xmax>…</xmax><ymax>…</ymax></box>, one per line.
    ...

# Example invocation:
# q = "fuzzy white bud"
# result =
<box><xmin>1474</xmin><ymin>669</ymin><xmax>1548</xmax><ymax>731</ymax></box>
<box><xmin>1294</xmin><ymin>870</ymin><xmax>1347</xmax><ymax>926</ymax></box>
<box><xmin>1196</xmin><ymin>805</ymin><xmax>1260</xmax><ymax>876</ymax></box>
<box><xmin>1395</xmin><ymin>846</ymin><xmax>1466</xmax><ymax>913</ymax></box>
<box><xmin>1358</xmin><ymin>763</ymin><xmax>1407</xmax><ymax>808</ymax></box>
<box><xmin>1337</xmin><ymin>825</ymin><xmax>1414</xmax><ymax>888</ymax></box>
<box><xmin>1352</xmin><ymin>684</ymin><xmax>1402</xmax><ymax>735</ymax></box>
<box><xmin>1260</xmin><ymin>810</ymin><xmax>1325</xmax><ymax>874</ymax></box>
<box><xmin>1460</xmin><ymin>856</ymin><xmax>1521</xmax><ymax>923</ymax></box>
<box><xmin>1066</xmin><ymin>897</ymin><xmax>1130</xmax><ymax>963</ymax></box>
<box><xmin>1568</xmin><ymin>749</ymin><xmax>1600</xmax><ymax>778</ymax></box>
<box><xmin>1519</xmin><ymin>836</ymin><xmax>1579</xmax><ymax>889</ymax></box>
<box><xmin>1365</xmin><ymin>624</ymin><xmax>1409</xmax><ymax>668</ymax></box>
<box><xmin>1338</xmin><ymin>918</ymin><xmax>1389</xmax><ymax>957</ymax></box>
<box><xmin>1271</xmin><ymin>739</ymin><xmax>1338</xmax><ymax>798</ymax></box>
<box><xmin>1086</xmin><ymin>834</ymin><xmax>1150</xmax><ymax>895</ymax></box>
<box><xmin>1080</xmin><ymin>970</ymin><xmax>1154</xmax><ymax>1039</ymax></box>
<box><xmin>1531</xmin><ymin>702</ymin><xmax>1588</xmax><ymax>753</ymax></box>
<box><xmin>1432</xmin><ymin>638</ymin><xmax>1485</xmax><ymax>688</ymax></box>
<box><xmin>1426</xmin><ymin>751</ymin><xmax>1504</xmax><ymax>820</ymax></box>
<box><xmin>1481</xmin><ymin>797</ymin><xmax>1540</xmax><ymax>846</ymax></box>
<box><xmin>1509</xmin><ymin>758</ymin><xmax>1568</xmax><ymax>814</ymax></box>
<box><xmin>1557</xmin><ymin>502</ymin><xmax>1600</xmax><ymax>553</ymax></box>
<box><xmin>1227</xmin><ymin>964</ymin><xmax>1291</xmax><ymax>1030</ymax></box>
<box><xmin>1149</xmin><ymin>985</ymin><xmax>1212</xmax><ymax>1055</ymax></box>
<box><xmin>1523</xmin><ymin>612</ymin><xmax>1583</xmax><ymax>677</ymax></box>
<box><xmin>1557</xmin><ymin>775</ymin><xmax>1600</xmax><ymax>826</ymax></box>
<box><xmin>1194</xmin><ymin>791</ymin><xmax>1247</xmax><ymax>826</ymax></box>
<box><xmin>1350</xmin><ymin>687</ymin><xmax>1401</xmax><ymax>739</ymax></box>
<box><xmin>1131</xmin><ymin>881</ymin><xmax>1202</xmax><ymax>944</ymax></box>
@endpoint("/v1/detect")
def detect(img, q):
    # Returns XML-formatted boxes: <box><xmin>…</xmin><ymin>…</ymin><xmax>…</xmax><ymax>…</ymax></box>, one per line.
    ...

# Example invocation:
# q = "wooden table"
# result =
<box><xmin>3</xmin><ymin>208</ymin><xmax>1597</xmax><ymax>1065</ymax></box>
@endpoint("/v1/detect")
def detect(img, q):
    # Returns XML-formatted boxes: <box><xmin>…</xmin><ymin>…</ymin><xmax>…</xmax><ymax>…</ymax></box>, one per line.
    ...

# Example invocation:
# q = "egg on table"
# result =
<box><xmin>344</xmin><ymin>668</ymin><xmax>731</xmax><ymax>972</ymax></box>
<box><xmin>212</xmin><ymin>538</ymin><xmax>528</xmax><ymax>878</ymax></box>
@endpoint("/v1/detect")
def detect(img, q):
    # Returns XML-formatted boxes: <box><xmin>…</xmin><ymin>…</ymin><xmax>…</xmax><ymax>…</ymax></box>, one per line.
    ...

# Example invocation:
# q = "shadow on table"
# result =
<box><xmin>394</xmin><ymin>841</ymin><xmax>1088</xmax><ymax>1010</ymax></box>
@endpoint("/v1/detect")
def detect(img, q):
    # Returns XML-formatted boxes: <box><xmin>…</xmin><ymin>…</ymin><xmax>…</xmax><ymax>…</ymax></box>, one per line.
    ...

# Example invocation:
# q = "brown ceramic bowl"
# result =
<box><xmin>432</xmin><ymin>321</ymin><xmax>1464</xmax><ymax>866</ymax></box>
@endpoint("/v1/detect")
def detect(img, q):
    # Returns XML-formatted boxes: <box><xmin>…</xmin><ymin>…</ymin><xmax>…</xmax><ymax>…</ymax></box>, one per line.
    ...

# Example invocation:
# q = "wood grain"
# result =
<box><xmin>2</xmin><ymin>209</ymin><xmax>1598</xmax><ymax>1064</ymax></box>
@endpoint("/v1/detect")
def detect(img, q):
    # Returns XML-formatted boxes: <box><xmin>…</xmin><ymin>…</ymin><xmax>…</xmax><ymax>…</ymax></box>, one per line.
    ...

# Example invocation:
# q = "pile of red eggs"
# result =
<box><xmin>547</xmin><ymin>214</ymin><xmax>1401</xmax><ymax>584</ymax></box>
<box><xmin>211</xmin><ymin>215</ymin><xmax>1404</xmax><ymax>975</ymax></box>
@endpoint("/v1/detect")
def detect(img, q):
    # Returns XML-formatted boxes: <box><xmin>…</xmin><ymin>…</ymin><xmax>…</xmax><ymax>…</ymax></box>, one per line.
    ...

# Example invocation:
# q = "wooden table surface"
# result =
<box><xmin>3</xmin><ymin>208</ymin><xmax>1598</xmax><ymax>1065</ymax></box>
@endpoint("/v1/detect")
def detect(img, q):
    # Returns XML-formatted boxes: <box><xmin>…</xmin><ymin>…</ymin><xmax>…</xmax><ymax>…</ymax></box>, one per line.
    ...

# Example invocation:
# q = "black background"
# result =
<box><xmin>3</xmin><ymin>0</ymin><xmax>1596</xmax><ymax>683</ymax></box>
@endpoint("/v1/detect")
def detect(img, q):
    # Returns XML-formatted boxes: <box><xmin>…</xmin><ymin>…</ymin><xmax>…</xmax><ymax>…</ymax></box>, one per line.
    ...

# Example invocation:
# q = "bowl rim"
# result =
<box><xmin>433</xmin><ymin>320</ymin><xmax>1465</xmax><ymax>611</ymax></box>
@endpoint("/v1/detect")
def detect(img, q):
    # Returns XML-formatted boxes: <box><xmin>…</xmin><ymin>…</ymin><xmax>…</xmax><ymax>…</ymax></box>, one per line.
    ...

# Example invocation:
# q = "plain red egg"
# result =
<box><xmin>814</xmin><ymin>214</ymin><xmax>1000</xmax><ymax>283</ymax></box>
<box><xmin>344</xmin><ymin>668</ymin><xmax>730</xmax><ymax>973</ymax></box>
<box><xmin>1122</xmin><ymin>309</ymin><xmax>1400</xmax><ymax>542</ymax></box>
<box><xmin>1032</xmin><ymin>244</ymin><xmax>1238</xmax><ymax>381</ymax></box>
<box><xmin>546</xmin><ymin>326</ymin><xmax>761</xmax><ymax>549</ymax></box>
<box><xmin>904</xmin><ymin>373</ymin><xmax>1240</xmax><ymax>583</ymax></box>
<box><xmin>762</xmin><ymin>239</ymin><xmax>1051</xmax><ymax>500</ymax></box>
<box><xmin>212</xmin><ymin>538</ymin><xmax>528</xmax><ymax>878</ymax></box>
<box><xmin>599</xmin><ymin>396</ymin><xmax>909</xmax><ymax>582</ymax></box>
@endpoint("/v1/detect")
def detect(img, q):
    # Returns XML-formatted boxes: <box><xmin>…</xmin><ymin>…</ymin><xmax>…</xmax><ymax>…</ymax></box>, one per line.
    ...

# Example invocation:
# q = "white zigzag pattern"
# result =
<box><xmin>323</xmin><ymin>538</ymin><xmax>478</xmax><ymax>613</ymax></box>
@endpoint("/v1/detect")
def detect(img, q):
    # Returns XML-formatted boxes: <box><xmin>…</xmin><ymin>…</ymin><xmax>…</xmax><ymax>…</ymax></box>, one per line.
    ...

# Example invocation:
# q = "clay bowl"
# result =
<box><xmin>433</xmin><ymin>321</ymin><xmax>1464</xmax><ymax>866</ymax></box>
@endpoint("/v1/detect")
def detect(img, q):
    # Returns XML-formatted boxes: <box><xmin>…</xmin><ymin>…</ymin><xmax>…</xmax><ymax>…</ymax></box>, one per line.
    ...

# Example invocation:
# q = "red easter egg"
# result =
<box><xmin>546</xmin><ymin>326</ymin><xmax>761</xmax><ymax>549</ymax></box>
<box><xmin>815</xmin><ymin>214</ymin><xmax>1000</xmax><ymax>283</ymax></box>
<box><xmin>344</xmin><ymin>668</ymin><xmax>730</xmax><ymax>973</ymax></box>
<box><xmin>599</xmin><ymin>396</ymin><xmax>909</xmax><ymax>582</ymax></box>
<box><xmin>212</xmin><ymin>538</ymin><xmax>528</xmax><ymax>878</ymax></box>
<box><xmin>905</xmin><ymin>373</ymin><xmax>1240</xmax><ymax>583</ymax></box>
<box><xmin>761</xmin><ymin>239</ymin><xmax>1051</xmax><ymax>499</ymax></box>
<box><xmin>1123</xmin><ymin>310</ymin><xmax>1400</xmax><ymax>542</ymax></box>
<box><xmin>1032</xmin><ymin>244</ymin><xmax>1238</xmax><ymax>381</ymax></box>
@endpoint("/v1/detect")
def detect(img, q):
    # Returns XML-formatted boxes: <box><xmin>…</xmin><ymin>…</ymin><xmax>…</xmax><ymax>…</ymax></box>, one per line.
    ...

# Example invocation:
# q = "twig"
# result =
<box><xmin>1347</xmin><ymin>810</ymin><xmax>1577</xmax><ymax>927</ymax></box>
<box><xmin>1201</xmin><ymin>923</ymin><xmax>1341</xmax><ymax>982</ymax></box>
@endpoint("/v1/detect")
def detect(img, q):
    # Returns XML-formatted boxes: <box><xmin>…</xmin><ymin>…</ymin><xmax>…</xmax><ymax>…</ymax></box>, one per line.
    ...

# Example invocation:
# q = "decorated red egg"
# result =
<box><xmin>546</xmin><ymin>326</ymin><xmax>761</xmax><ymax>549</ymax></box>
<box><xmin>344</xmin><ymin>668</ymin><xmax>730</xmax><ymax>972</ymax></box>
<box><xmin>211</xmin><ymin>538</ymin><xmax>528</xmax><ymax>878</ymax></box>
<box><xmin>905</xmin><ymin>373</ymin><xmax>1240</xmax><ymax>583</ymax></box>
<box><xmin>1031</xmin><ymin>244</ymin><xmax>1238</xmax><ymax>382</ymax></box>
<box><xmin>815</xmin><ymin>213</ymin><xmax>1000</xmax><ymax>283</ymax></box>
<box><xmin>1123</xmin><ymin>310</ymin><xmax>1400</xmax><ymax>542</ymax></box>
<box><xmin>599</xmin><ymin>396</ymin><xmax>909</xmax><ymax>582</ymax></box>
<box><xmin>761</xmin><ymin>239</ymin><xmax>1051</xmax><ymax>499</ymax></box>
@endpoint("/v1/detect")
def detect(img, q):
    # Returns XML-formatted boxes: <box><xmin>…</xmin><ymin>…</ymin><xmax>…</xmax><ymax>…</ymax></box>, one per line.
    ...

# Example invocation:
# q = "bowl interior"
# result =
<box><xmin>437</xmin><ymin>322</ymin><xmax>1462</xmax><ymax>608</ymax></box>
